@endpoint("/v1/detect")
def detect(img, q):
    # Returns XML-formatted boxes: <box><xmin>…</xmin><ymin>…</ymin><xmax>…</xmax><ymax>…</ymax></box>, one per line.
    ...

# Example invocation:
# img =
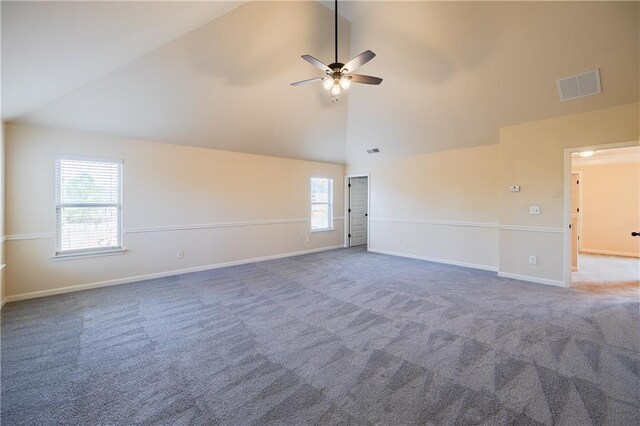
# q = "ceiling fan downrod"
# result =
<box><xmin>290</xmin><ymin>0</ymin><xmax>383</xmax><ymax>101</ymax></box>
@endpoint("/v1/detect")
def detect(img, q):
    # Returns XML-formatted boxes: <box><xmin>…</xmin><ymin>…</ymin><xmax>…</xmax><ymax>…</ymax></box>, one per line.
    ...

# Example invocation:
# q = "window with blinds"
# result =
<box><xmin>311</xmin><ymin>177</ymin><xmax>333</xmax><ymax>231</ymax></box>
<box><xmin>55</xmin><ymin>157</ymin><xmax>123</xmax><ymax>256</ymax></box>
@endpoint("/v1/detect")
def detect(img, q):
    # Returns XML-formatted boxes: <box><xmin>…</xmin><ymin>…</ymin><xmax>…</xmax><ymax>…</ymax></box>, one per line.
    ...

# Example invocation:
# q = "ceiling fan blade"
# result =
<box><xmin>349</xmin><ymin>74</ymin><xmax>383</xmax><ymax>85</ymax></box>
<box><xmin>301</xmin><ymin>55</ymin><xmax>332</xmax><ymax>73</ymax></box>
<box><xmin>341</xmin><ymin>50</ymin><xmax>376</xmax><ymax>73</ymax></box>
<box><xmin>290</xmin><ymin>77</ymin><xmax>326</xmax><ymax>86</ymax></box>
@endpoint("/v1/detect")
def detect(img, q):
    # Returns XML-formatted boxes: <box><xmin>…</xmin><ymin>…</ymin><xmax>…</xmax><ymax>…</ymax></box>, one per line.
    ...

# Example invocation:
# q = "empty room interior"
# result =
<box><xmin>0</xmin><ymin>1</ymin><xmax>639</xmax><ymax>424</ymax></box>
<box><xmin>570</xmin><ymin>146</ymin><xmax>640</xmax><ymax>293</ymax></box>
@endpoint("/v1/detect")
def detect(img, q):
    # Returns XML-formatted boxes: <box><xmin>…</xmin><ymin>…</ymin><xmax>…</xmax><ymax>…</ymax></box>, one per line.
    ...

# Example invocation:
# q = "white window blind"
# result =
<box><xmin>55</xmin><ymin>157</ymin><xmax>123</xmax><ymax>256</ymax></box>
<box><xmin>311</xmin><ymin>177</ymin><xmax>333</xmax><ymax>231</ymax></box>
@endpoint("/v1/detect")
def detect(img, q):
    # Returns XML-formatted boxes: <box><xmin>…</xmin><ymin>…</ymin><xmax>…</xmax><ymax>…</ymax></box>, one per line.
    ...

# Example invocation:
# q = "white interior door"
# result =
<box><xmin>349</xmin><ymin>177</ymin><xmax>368</xmax><ymax>247</ymax></box>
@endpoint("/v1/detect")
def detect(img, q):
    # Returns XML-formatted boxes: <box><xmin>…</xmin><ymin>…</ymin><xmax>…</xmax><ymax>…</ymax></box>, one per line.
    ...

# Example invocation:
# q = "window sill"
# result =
<box><xmin>51</xmin><ymin>248</ymin><xmax>127</xmax><ymax>261</ymax></box>
<box><xmin>310</xmin><ymin>228</ymin><xmax>335</xmax><ymax>233</ymax></box>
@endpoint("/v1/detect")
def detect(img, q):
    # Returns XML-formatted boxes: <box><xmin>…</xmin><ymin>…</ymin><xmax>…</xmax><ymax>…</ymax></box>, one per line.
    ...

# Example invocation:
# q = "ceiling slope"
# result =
<box><xmin>6</xmin><ymin>1</ymin><xmax>351</xmax><ymax>163</ymax></box>
<box><xmin>1</xmin><ymin>1</ymin><xmax>246</xmax><ymax>120</ymax></box>
<box><xmin>6</xmin><ymin>2</ymin><xmax>637</xmax><ymax>165</ymax></box>
<box><xmin>344</xmin><ymin>1</ymin><xmax>640</xmax><ymax>162</ymax></box>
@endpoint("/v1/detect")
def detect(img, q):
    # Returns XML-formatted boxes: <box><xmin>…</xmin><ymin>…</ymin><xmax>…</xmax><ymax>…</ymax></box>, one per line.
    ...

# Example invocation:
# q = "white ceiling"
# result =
<box><xmin>345</xmin><ymin>1</ymin><xmax>640</xmax><ymax>162</ymax></box>
<box><xmin>2</xmin><ymin>1</ymin><xmax>639</xmax><ymax>164</ymax></box>
<box><xmin>2</xmin><ymin>1</ymin><xmax>351</xmax><ymax>163</ymax></box>
<box><xmin>572</xmin><ymin>145</ymin><xmax>640</xmax><ymax>167</ymax></box>
<box><xmin>1</xmin><ymin>1</ymin><xmax>245</xmax><ymax>119</ymax></box>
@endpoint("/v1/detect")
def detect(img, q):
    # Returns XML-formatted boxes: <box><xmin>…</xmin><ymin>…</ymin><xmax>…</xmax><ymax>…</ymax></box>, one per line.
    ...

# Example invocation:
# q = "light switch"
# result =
<box><xmin>529</xmin><ymin>206</ymin><xmax>541</xmax><ymax>215</ymax></box>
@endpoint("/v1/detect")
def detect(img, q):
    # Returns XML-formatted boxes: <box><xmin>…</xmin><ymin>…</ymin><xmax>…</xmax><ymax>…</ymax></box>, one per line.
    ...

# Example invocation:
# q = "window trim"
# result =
<box><xmin>310</xmin><ymin>177</ymin><xmax>334</xmax><ymax>232</ymax></box>
<box><xmin>51</xmin><ymin>248</ymin><xmax>127</xmax><ymax>262</ymax></box>
<box><xmin>53</xmin><ymin>155</ymin><xmax>125</xmax><ymax>259</ymax></box>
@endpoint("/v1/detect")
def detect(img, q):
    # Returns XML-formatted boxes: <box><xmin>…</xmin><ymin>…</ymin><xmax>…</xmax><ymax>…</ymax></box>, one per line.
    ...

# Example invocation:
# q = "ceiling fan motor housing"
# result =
<box><xmin>290</xmin><ymin>0</ymin><xmax>382</xmax><ymax>93</ymax></box>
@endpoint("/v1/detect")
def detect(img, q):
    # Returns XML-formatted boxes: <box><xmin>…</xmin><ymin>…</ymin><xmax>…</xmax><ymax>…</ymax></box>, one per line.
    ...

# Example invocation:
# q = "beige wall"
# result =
<box><xmin>572</xmin><ymin>162</ymin><xmax>640</xmax><ymax>257</ymax></box>
<box><xmin>499</xmin><ymin>103</ymin><xmax>640</xmax><ymax>284</ymax></box>
<box><xmin>5</xmin><ymin>105</ymin><xmax>639</xmax><ymax>299</ymax></box>
<box><xmin>347</xmin><ymin>144</ymin><xmax>500</xmax><ymax>270</ymax></box>
<box><xmin>346</xmin><ymin>103</ymin><xmax>639</xmax><ymax>286</ymax></box>
<box><xmin>5</xmin><ymin>124</ymin><xmax>345</xmax><ymax>299</ymax></box>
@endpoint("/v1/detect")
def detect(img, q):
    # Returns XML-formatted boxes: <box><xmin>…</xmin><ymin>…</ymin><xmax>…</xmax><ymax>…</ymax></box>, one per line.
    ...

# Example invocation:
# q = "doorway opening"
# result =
<box><xmin>566</xmin><ymin>144</ymin><xmax>640</xmax><ymax>292</ymax></box>
<box><xmin>346</xmin><ymin>175</ymin><xmax>369</xmax><ymax>248</ymax></box>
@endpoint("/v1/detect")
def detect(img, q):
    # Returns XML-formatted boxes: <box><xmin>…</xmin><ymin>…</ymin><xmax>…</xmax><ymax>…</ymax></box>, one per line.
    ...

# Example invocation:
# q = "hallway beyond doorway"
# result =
<box><xmin>572</xmin><ymin>254</ymin><xmax>639</xmax><ymax>293</ymax></box>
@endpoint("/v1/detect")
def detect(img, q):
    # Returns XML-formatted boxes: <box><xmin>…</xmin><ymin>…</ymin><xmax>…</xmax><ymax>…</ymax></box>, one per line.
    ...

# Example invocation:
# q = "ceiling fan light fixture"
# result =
<box><xmin>290</xmin><ymin>0</ymin><xmax>382</xmax><ymax>98</ymax></box>
<box><xmin>331</xmin><ymin>84</ymin><xmax>341</xmax><ymax>97</ymax></box>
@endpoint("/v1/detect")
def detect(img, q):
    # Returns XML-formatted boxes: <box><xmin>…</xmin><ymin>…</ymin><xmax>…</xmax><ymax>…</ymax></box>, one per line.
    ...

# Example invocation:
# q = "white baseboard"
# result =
<box><xmin>1</xmin><ymin>269</ymin><xmax>4</xmax><ymax>309</ymax></box>
<box><xmin>497</xmin><ymin>271</ymin><xmax>566</xmax><ymax>288</ymax></box>
<box><xmin>4</xmin><ymin>245</ymin><xmax>344</xmax><ymax>304</ymax></box>
<box><xmin>580</xmin><ymin>248</ymin><xmax>640</xmax><ymax>258</ymax></box>
<box><xmin>368</xmin><ymin>248</ymin><xmax>498</xmax><ymax>272</ymax></box>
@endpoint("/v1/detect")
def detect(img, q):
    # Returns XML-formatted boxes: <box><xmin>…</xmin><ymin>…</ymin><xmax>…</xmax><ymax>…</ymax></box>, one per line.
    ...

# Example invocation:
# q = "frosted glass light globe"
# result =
<box><xmin>339</xmin><ymin>77</ymin><xmax>351</xmax><ymax>89</ymax></box>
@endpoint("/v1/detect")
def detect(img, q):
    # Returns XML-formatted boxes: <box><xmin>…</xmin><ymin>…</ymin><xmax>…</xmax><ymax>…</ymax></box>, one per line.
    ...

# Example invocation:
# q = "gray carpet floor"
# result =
<box><xmin>2</xmin><ymin>247</ymin><xmax>639</xmax><ymax>425</ymax></box>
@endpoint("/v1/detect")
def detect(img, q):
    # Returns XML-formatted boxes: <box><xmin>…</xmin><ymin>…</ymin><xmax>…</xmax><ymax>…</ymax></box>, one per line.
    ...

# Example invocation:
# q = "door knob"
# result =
<box><xmin>632</xmin><ymin>232</ymin><xmax>640</xmax><ymax>237</ymax></box>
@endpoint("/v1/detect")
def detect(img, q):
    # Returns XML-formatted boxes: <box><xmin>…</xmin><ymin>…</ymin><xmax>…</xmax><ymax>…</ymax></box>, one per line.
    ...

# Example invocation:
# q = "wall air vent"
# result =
<box><xmin>556</xmin><ymin>69</ymin><xmax>601</xmax><ymax>101</ymax></box>
<box><xmin>366</xmin><ymin>148</ymin><xmax>380</xmax><ymax>154</ymax></box>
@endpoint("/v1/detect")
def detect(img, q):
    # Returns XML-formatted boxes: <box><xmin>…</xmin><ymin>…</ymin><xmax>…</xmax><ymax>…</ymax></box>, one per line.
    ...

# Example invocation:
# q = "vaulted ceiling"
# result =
<box><xmin>344</xmin><ymin>1</ymin><xmax>640</xmax><ymax>163</ymax></box>
<box><xmin>2</xmin><ymin>1</ymin><xmax>639</xmax><ymax>164</ymax></box>
<box><xmin>2</xmin><ymin>1</ymin><xmax>246</xmax><ymax>119</ymax></box>
<box><xmin>2</xmin><ymin>1</ymin><xmax>351</xmax><ymax>163</ymax></box>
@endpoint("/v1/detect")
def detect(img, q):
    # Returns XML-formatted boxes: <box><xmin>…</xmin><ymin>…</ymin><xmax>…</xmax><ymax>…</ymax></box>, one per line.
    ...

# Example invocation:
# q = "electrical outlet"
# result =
<box><xmin>529</xmin><ymin>205</ymin><xmax>541</xmax><ymax>215</ymax></box>
<box><xmin>529</xmin><ymin>255</ymin><xmax>537</xmax><ymax>265</ymax></box>
<box><xmin>510</xmin><ymin>185</ymin><xmax>521</xmax><ymax>192</ymax></box>
<box><xmin>177</xmin><ymin>250</ymin><xmax>184</xmax><ymax>259</ymax></box>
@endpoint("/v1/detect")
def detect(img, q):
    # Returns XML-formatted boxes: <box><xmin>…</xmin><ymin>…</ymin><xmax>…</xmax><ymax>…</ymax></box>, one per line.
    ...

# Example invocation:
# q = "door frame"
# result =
<box><xmin>563</xmin><ymin>140</ymin><xmax>639</xmax><ymax>287</ymax></box>
<box><xmin>570</xmin><ymin>170</ymin><xmax>582</xmax><ymax>272</ymax></box>
<box><xmin>344</xmin><ymin>173</ymin><xmax>370</xmax><ymax>249</ymax></box>
<box><xmin>573</xmin><ymin>170</ymin><xmax>583</xmax><ymax>253</ymax></box>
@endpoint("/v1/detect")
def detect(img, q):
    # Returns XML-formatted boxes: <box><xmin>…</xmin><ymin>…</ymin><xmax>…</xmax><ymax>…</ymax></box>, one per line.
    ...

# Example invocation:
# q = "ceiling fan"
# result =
<box><xmin>291</xmin><ymin>0</ymin><xmax>383</xmax><ymax>102</ymax></box>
